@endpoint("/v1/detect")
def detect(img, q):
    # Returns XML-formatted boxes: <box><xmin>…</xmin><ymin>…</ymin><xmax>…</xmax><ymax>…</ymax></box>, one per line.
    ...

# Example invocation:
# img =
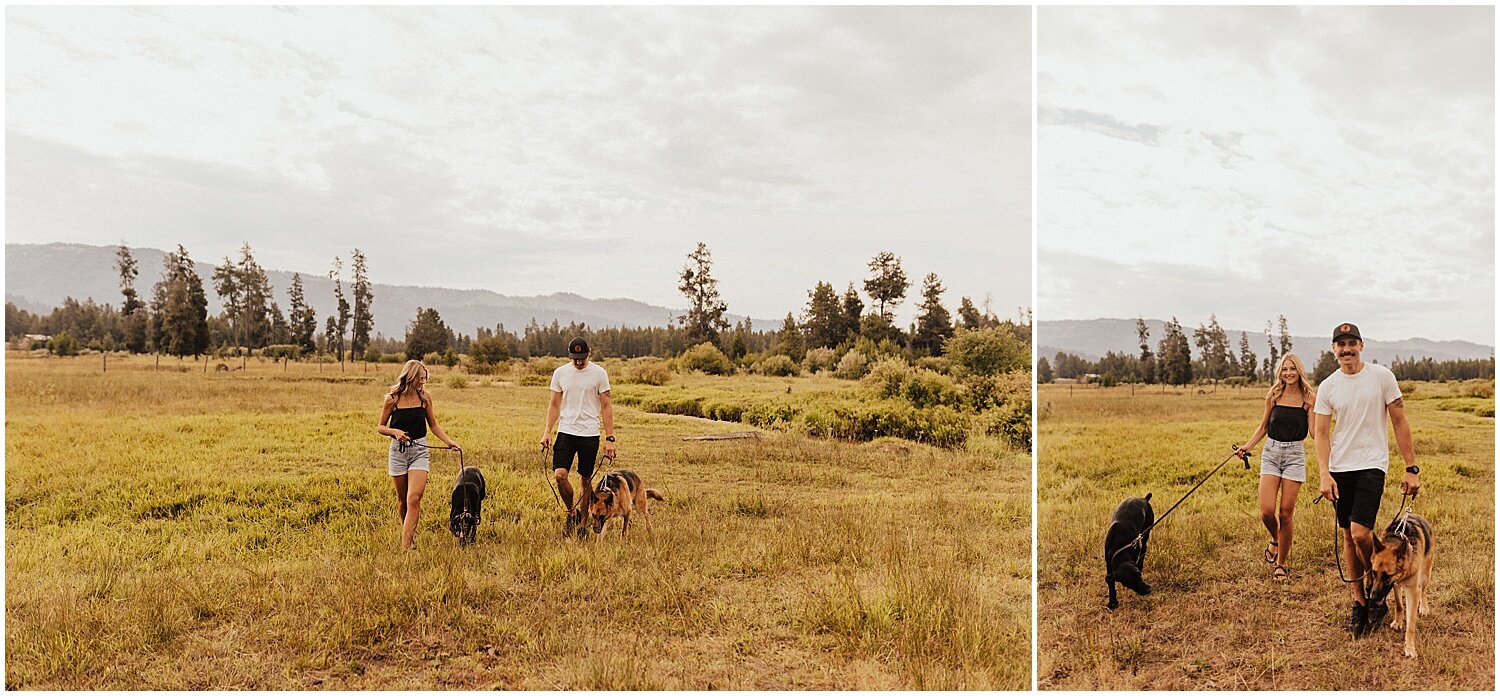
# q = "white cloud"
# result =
<box><xmin>1039</xmin><ymin>6</ymin><xmax>1494</xmax><ymax>344</ymax></box>
<box><xmin>6</xmin><ymin>6</ymin><xmax>1030</xmax><ymax>325</ymax></box>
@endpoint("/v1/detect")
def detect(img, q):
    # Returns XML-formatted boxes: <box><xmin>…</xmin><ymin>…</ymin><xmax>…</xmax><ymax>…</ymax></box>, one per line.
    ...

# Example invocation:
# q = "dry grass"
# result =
<box><xmin>5</xmin><ymin>352</ymin><xmax>1030</xmax><ymax>689</ymax></box>
<box><xmin>1037</xmin><ymin>381</ymin><xmax>1495</xmax><ymax>690</ymax></box>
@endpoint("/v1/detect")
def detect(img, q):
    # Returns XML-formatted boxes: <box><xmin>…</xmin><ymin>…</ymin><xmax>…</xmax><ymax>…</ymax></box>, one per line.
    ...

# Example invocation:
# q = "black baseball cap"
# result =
<box><xmin>1332</xmin><ymin>323</ymin><xmax>1362</xmax><ymax>343</ymax></box>
<box><xmin>568</xmin><ymin>337</ymin><xmax>590</xmax><ymax>358</ymax></box>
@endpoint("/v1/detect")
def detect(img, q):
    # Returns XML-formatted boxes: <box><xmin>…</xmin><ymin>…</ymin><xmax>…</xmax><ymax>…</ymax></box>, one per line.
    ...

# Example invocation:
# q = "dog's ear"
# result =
<box><xmin>1371</xmin><ymin>535</ymin><xmax>1384</xmax><ymax>553</ymax></box>
<box><xmin>1144</xmin><ymin>492</ymin><xmax>1152</xmax><ymax>501</ymax></box>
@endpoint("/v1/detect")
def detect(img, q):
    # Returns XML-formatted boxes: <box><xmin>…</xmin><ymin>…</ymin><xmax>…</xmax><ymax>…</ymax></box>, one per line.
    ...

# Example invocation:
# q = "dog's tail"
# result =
<box><xmin>645</xmin><ymin>488</ymin><xmax>666</xmax><ymax>502</ymax></box>
<box><xmin>1144</xmin><ymin>492</ymin><xmax>1152</xmax><ymax>501</ymax></box>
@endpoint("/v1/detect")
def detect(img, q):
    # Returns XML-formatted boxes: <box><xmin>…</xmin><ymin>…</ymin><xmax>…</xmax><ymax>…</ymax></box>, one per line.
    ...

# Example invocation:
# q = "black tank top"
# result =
<box><xmin>1268</xmin><ymin>404</ymin><xmax>1308</xmax><ymax>442</ymax></box>
<box><xmin>388</xmin><ymin>393</ymin><xmax>427</xmax><ymax>440</ymax></box>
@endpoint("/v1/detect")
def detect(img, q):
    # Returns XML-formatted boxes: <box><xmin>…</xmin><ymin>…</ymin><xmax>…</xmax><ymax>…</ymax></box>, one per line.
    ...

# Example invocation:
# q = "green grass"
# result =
<box><xmin>1038</xmin><ymin>381</ymin><xmax>1494</xmax><ymax>690</ymax></box>
<box><xmin>5</xmin><ymin>352</ymin><xmax>1030</xmax><ymax>689</ymax></box>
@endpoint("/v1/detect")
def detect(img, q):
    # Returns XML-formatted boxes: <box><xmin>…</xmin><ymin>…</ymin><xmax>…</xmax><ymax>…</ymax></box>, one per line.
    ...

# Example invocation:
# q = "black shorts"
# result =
<box><xmin>1332</xmin><ymin>468</ymin><xmax>1385</xmax><ymax>530</ymax></box>
<box><xmin>552</xmin><ymin>432</ymin><xmax>600</xmax><ymax>479</ymax></box>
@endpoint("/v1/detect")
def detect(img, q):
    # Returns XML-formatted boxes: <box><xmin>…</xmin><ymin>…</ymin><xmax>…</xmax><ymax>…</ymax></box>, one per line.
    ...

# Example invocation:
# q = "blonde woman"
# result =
<box><xmin>376</xmin><ymin>359</ymin><xmax>461</xmax><ymax>550</ymax></box>
<box><xmin>1234</xmin><ymin>353</ymin><xmax>1316</xmax><ymax>580</ymax></box>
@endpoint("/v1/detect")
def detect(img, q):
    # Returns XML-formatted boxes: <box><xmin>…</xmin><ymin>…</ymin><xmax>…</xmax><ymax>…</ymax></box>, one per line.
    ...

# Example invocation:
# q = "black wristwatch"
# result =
<box><xmin>605</xmin><ymin>435</ymin><xmax>616</xmax><ymax>442</ymax></box>
<box><xmin>1405</xmin><ymin>465</ymin><xmax>1420</xmax><ymax>475</ymax></box>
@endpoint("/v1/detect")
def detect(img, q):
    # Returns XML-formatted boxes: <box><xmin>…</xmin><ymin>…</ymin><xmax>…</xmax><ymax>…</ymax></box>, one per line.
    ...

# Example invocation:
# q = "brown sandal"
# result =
<box><xmin>1264</xmin><ymin>540</ymin><xmax>1278</xmax><ymax>564</ymax></box>
<box><xmin>1273</xmin><ymin>564</ymin><xmax>1288</xmax><ymax>581</ymax></box>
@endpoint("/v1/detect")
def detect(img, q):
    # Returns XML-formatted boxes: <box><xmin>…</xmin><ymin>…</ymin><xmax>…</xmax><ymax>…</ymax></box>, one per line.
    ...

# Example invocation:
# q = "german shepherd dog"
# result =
<box><xmin>1105</xmin><ymin>493</ymin><xmax>1154</xmax><ymax>610</ymax></box>
<box><xmin>587</xmin><ymin>470</ymin><xmax>664</xmax><ymax>537</ymax></box>
<box><xmin>449</xmin><ymin>466</ymin><xmax>486</xmax><ymax>546</ymax></box>
<box><xmin>1368</xmin><ymin>512</ymin><xmax>1435</xmax><ymax>658</ymax></box>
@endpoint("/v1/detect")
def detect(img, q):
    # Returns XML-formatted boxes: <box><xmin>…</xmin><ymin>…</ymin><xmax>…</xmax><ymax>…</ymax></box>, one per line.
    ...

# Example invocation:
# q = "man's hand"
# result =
<box><xmin>540</xmin><ymin>434</ymin><xmax>552</xmax><ymax>450</ymax></box>
<box><xmin>1320</xmin><ymin>473</ymin><xmax>1338</xmax><ymax>503</ymax></box>
<box><xmin>1401</xmin><ymin>471</ymin><xmax>1420</xmax><ymax>497</ymax></box>
<box><xmin>603</xmin><ymin>440</ymin><xmax>617</xmax><ymax>459</ymax></box>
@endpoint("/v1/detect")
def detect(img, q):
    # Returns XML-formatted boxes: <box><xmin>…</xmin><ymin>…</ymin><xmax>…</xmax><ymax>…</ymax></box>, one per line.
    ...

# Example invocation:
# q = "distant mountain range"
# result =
<box><xmin>6</xmin><ymin>243</ymin><xmax>766</xmax><ymax>338</ymax></box>
<box><xmin>1040</xmin><ymin>318</ymin><xmax>1493</xmax><ymax>364</ymax></box>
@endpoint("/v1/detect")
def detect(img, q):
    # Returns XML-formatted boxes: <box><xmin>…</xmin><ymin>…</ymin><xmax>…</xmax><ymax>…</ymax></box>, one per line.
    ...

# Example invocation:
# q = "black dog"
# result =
<box><xmin>449</xmin><ymin>466</ymin><xmax>486</xmax><ymax>546</ymax></box>
<box><xmin>1105</xmin><ymin>493</ymin><xmax>1154</xmax><ymax>610</ymax></box>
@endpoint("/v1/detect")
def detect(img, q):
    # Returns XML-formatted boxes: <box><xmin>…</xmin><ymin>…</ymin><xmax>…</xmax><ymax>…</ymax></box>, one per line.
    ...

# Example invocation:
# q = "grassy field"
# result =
<box><xmin>1038</xmin><ymin>381</ymin><xmax>1495</xmax><ymax>690</ymax></box>
<box><xmin>5</xmin><ymin>352</ymin><xmax>1030</xmax><ymax>689</ymax></box>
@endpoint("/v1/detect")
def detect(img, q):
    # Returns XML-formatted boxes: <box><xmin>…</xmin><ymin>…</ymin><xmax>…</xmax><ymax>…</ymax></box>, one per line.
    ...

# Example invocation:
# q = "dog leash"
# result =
<box><xmin>1110</xmin><ymin>446</ymin><xmax>1250</xmax><ymax>565</ymax></box>
<box><xmin>394</xmin><ymin>437</ymin><xmax>464</xmax><ymax>468</ymax></box>
<box><xmin>1316</xmin><ymin>489</ymin><xmax>1416</xmax><ymax>584</ymax></box>
<box><xmin>540</xmin><ymin>444</ymin><xmax>569</xmax><ymax>512</ymax></box>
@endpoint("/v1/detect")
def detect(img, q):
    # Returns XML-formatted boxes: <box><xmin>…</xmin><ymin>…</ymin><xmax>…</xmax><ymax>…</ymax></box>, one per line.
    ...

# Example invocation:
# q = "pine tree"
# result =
<box><xmin>677</xmin><ymin>242</ymin><xmax>729</xmax><ymax>345</ymax></box>
<box><xmin>911</xmin><ymin>272</ymin><xmax>954</xmax><ymax>356</ymax></box>
<box><xmin>863</xmin><ymin>251</ymin><xmax>909</xmax><ymax>320</ymax></box>
<box><xmin>774</xmin><ymin>313</ymin><xmax>805</xmax><ymax>362</ymax></box>
<box><xmin>116</xmin><ymin>244</ymin><xmax>148</xmax><ymax>352</ymax></box>
<box><xmin>957</xmin><ymin>297</ymin><xmax>983</xmax><ymax>330</ymax></box>
<box><xmin>1278</xmin><ymin>314</ymin><xmax>1293</xmax><ymax>358</ymax></box>
<box><xmin>212</xmin><ymin>256</ymin><xmax>243</xmax><ymax>353</ymax></box>
<box><xmin>1158</xmin><ymin>316</ymin><xmax>1193</xmax><ymax>385</ymax></box>
<box><xmin>156</xmin><ymin>245</ymin><xmax>209</xmax><ymax>357</ymax></box>
<box><xmin>287</xmin><ymin>273</ymin><xmax>317</xmax><ymax>353</ymax></box>
<box><xmin>329</xmin><ymin>257</ymin><xmax>351</xmax><ymax>363</ymax></box>
<box><xmin>1313</xmin><ymin>350</ymin><xmax>1339</xmax><ymax>382</ymax></box>
<box><xmin>350</xmin><ymin>248</ymin><xmax>374</xmax><ymax>357</ymax></box>
<box><xmin>405</xmin><ymin>307</ymin><xmax>453</xmax><ymax>359</ymax></box>
<box><xmin>1239</xmin><ymin>331</ymin><xmax>1257</xmax><ymax>379</ymax></box>
<box><xmin>802</xmin><ymin>281</ymin><xmax>843</xmax><ymax>349</ymax></box>
<box><xmin>1037</xmin><ymin>355</ymin><xmax>1053</xmax><ymax>384</ymax></box>
<box><xmin>840</xmin><ymin>283</ymin><xmax>864</xmax><ymax>344</ymax></box>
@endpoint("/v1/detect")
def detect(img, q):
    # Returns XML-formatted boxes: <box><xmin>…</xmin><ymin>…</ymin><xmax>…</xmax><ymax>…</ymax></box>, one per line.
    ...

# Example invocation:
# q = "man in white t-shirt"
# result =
<box><xmin>541</xmin><ymin>337</ymin><xmax>617</xmax><ymax>536</ymax></box>
<box><xmin>1313</xmin><ymin>322</ymin><xmax>1419</xmax><ymax>638</ymax></box>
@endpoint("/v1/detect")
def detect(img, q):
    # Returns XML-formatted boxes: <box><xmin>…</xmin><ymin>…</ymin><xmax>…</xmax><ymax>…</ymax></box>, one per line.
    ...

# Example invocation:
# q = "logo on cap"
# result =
<box><xmin>1341</xmin><ymin>324</ymin><xmax>1351</xmax><ymax>333</ymax></box>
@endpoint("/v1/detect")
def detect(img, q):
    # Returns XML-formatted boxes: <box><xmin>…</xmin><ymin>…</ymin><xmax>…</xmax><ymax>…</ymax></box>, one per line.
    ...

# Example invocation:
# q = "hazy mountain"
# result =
<box><xmin>1040</xmin><ymin>318</ymin><xmax>1493</xmax><ymax>364</ymax></box>
<box><xmin>6</xmin><ymin>243</ymin><xmax>767</xmax><ymax>338</ymax></box>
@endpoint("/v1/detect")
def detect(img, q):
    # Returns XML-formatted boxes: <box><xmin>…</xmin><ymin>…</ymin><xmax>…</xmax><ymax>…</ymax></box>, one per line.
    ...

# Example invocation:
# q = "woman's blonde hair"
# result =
<box><xmin>1266</xmin><ymin>353</ymin><xmax>1316</xmax><ymax>406</ymax></box>
<box><xmin>389</xmin><ymin>359</ymin><xmax>429</xmax><ymax>402</ymax></box>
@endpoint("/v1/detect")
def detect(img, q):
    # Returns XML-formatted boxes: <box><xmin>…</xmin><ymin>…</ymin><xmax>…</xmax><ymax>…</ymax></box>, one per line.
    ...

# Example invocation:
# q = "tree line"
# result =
<box><xmin>7</xmin><ymin>243</ymin><xmax>374</xmax><ymax>365</ymax></box>
<box><xmin>1039</xmin><ymin>314</ymin><xmax>1494</xmax><ymax>385</ymax></box>
<box><xmin>10</xmin><ymin>241</ymin><xmax>1027</xmax><ymax>374</ymax></box>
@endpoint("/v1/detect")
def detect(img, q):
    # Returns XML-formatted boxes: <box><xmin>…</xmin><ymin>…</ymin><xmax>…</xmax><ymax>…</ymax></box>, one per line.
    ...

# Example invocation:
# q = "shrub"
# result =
<box><xmin>822</xmin><ymin>402</ymin><xmax>968</xmax><ymax>448</ymax></box>
<box><xmin>743</xmin><ymin>402</ymin><xmax>801</xmax><ymax>428</ymax></box>
<box><xmin>422</xmin><ymin>351</ymin><xmax>443</xmax><ymax>366</ymax></box>
<box><xmin>962</xmin><ymin>371</ymin><xmax>1031</xmax><ymax>412</ymax></box>
<box><xmin>446</xmin><ymin>374</ymin><xmax>468</xmax><ymax>389</ymax></box>
<box><xmin>864</xmin><ymin>358</ymin><xmax>912</xmax><ymax>399</ymax></box>
<box><xmin>469</xmin><ymin>336</ymin><xmax>509</xmax><ymax>367</ymax></box>
<box><xmin>364</xmin><ymin>347</ymin><xmax>381</xmax><ymax>363</ymax></box>
<box><xmin>263</xmin><ymin>344</ymin><xmax>302</xmax><ymax>361</ymax></box>
<box><xmin>834</xmin><ymin>350</ymin><xmax>871</xmax><ymax>380</ymax></box>
<box><xmin>1461</xmin><ymin>380</ymin><xmax>1493</xmax><ymax>399</ymax></box>
<box><xmin>380</xmin><ymin>352</ymin><xmax>406</xmax><ymax>364</ymax></box>
<box><xmin>518</xmin><ymin>374</ymin><xmax>550</xmax><ymax>387</ymax></box>
<box><xmin>915</xmin><ymin>356</ymin><xmax>953</xmax><ymax>374</ymax></box>
<box><xmin>47</xmin><ymin>332</ymin><xmax>79</xmax><ymax>357</ymax></box>
<box><xmin>983</xmin><ymin>401</ymin><xmax>1032</xmax><ymax>451</ymax></box>
<box><xmin>803</xmin><ymin>347</ymin><xmax>838</xmax><ymax>373</ymax></box>
<box><xmin>946</xmin><ymin>326</ymin><xmax>1027</xmax><ymax>376</ymax></box>
<box><xmin>1224</xmin><ymin>376</ymin><xmax>1250</xmax><ymax>387</ymax></box>
<box><xmin>754</xmin><ymin>354</ymin><xmax>801</xmax><ymax>377</ymax></box>
<box><xmin>679</xmin><ymin>342</ymin><xmax>734</xmax><ymax>375</ymax></box>
<box><xmin>625</xmin><ymin>357</ymin><xmax>672</xmax><ymax>385</ymax></box>
<box><xmin>903</xmin><ymin>369</ymin><xmax>960</xmax><ymax>409</ymax></box>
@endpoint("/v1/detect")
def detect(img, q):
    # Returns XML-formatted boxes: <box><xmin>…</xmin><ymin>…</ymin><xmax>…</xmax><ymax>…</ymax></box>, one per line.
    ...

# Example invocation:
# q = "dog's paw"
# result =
<box><xmin>1404</xmin><ymin>644</ymin><xmax>1418</xmax><ymax>659</ymax></box>
<box><xmin>1390</xmin><ymin>618</ymin><xmax>1403</xmax><ymax>629</ymax></box>
<box><xmin>1107</xmin><ymin>599</ymin><xmax>1119</xmax><ymax>610</ymax></box>
<box><xmin>1418</xmin><ymin>604</ymin><xmax>1430</xmax><ymax>616</ymax></box>
<box><xmin>1137</xmin><ymin>583</ymin><xmax>1152</xmax><ymax>596</ymax></box>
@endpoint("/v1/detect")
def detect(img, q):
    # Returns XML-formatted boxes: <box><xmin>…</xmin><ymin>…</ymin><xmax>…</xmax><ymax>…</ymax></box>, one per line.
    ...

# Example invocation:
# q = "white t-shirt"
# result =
<box><xmin>550</xmin><ymin>361</ymin><xmax>611</xmax><ymax>437</ymax></box>
<box><xmin>1314</xmin><ymin>362</ymin><xmax>1402</xmax><ymax>473</ymax></box>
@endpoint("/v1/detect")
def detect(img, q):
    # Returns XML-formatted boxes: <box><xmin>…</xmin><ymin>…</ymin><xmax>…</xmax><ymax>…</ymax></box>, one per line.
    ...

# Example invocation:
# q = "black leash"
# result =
<box><xmin>540</xmin><ymin>444</ymin><xmax>568</xmax><ymax>511</ymax></box>
<box><xmin>1112</xmin><ymin>445</ymin><xmax>1250</xmax><ymax>564</ymax></box>
<box><xmin>1318</xmin><ymin>488</ymin><xmax>1416</xmax><ymax>584</ymax></box>
<box><xmin>394</xmin><ymin>437</ymin><xmax>464</xmax><ymax>468</ymax></box>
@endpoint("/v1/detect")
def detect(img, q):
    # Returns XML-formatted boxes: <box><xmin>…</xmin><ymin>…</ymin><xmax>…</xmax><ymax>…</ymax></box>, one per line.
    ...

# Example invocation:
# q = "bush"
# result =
<box><xmin>864</xmin><ymin>358</ymin><xmax>912</xmax><ymax>398</ymax></box>
<box><xmin>962</xmin><ymin>371</ymin><xmax>1030</xmax><ymax>412</ymax></box>
<box><xmin>364</xmin><ymin>347</ymin><xmax>381</xmax><ymax>363</ymax></box>
<box><xmin>983</xmin><ymin>401</ymin><xmax>1032</xmax><ymax>451</ymax></box>
<box><xmin>1224</xmin><ymin>376</ymin><xmax>1250</xmax><ymax>387</ymax></box>
<box><xmin>446</xmin><ymin>374</ymin><xmax>468</xmax><ymax>389</ymax></box>
<box><xmin>821</xmin><ymin>401</ymin><xmax>968</xmax><ymax>448</ymax></box>
<box><xmin>518</xmin><ymin>374</ymin><xmax>550</xmax><ymax>387</ymax></box>
<box><xmin>834</xmin><ymin>350</ymin><xmax>871</xmax><ymax>380</ymax></box>
<box><xmin>915</xmin><ymin>356</ymin><xmax>953</xmax><ymax>374</ymax></box>
<box><xmin>625</xmin><ymin>357</ymin><xmax>672</xmax><ymax>385</ymax></box>
<box><xmin>47</xmin><ymin>332</ymin><xmax>79</xmax><ymax>356</ymax></box>
<box><xmin>903</xmin><ymin>369</ymin><xmax>960</xmax><ymax>409</ymax></box>
<box><xmin>679</xmin><ymin>342</ymin><xmax>734</xmax><ymax>375</ymax></box>
<box><xmin>1461</xmin><ymin>380</ymin><xmax>1493</xmax><ymax>399</ymax></box>
<box><xmin>804</xmin><ymin>347</ymin><xmax>838</xmax><ymax>373</ymax></box>
<box><xmin>946</xmin><ymin>326</ymin><xmax>1027</xmax><ymax>376</ymax></box>
<box><xmin>380</xmin><ymin>352</ymin><xmax>406</xmax><ymax>364</ymax></box>
<box><xmin>422</xmin><ymin>351</ymin><xmax>443</xmax><ymax>366</ymax></box>
<box><xmin>440</xmin><ymin>349</ymin><xmax>459</xmax><ymax>368</ymax></box>
<box><xmin>263</xmin><ymin>344</ymin><xmax>303</xmax><ymax>361</ymax></box>
<box><xmin>469</xmin><ymin>336</ymin><xmax>509</xmax><ymax>367</ymax></box>
<box><xmin>754</xmin><ymin>354</ymin><xmax>801</xmax><ymax>377</ymax></box>
<box><xmin>743</xmin><ymin>402</ymin><xmax>801</xmax><ymax>428</ymax></box>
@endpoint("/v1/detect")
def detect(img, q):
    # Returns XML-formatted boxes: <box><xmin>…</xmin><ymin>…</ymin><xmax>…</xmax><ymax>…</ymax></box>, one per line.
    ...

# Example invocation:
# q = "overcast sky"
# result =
<box><xmin>1039</xmin><ymin>6</ymin><xmax>1494</xmax><ymax>345</ymax></box>
<box><xmin>6</xmin><ymin>6</ymin><xmax>1030</xmax><ymax>326</ymax></box>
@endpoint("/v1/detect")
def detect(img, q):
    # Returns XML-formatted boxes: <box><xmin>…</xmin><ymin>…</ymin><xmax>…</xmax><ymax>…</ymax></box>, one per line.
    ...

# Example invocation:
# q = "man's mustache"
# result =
<box><xmin>1339</xmin><ymin>351</ymin><xmax>1357</xmax><ymax>357</ymax></box>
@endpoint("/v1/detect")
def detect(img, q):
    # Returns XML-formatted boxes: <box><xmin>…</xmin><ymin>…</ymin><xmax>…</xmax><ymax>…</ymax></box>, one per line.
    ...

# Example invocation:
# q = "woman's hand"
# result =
<box><xmin>448</xmin><ymin>441</ymin><xmax>463</xmax><ymax>452</ymax></box>
<box><xmin>1233</xmin><ymin>443</ymin><xmax>1251</xmax><ymax>458</ymax></box>
<box><xmin>395</xmin><ymin>431</ymin><xmax>412</xmax><ymax>443</ymax></box>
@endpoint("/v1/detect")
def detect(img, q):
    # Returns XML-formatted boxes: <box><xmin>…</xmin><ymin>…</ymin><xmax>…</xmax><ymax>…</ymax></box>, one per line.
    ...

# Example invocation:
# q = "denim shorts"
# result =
<box><xmin>1259</xmin><ymin>439</ymin><xmax>1306</xmax><ymax>483</ymax></box>
<box><xmin>388</xmin><ymin>437</ymin><xmax>431</xmax><ymax>476</ymax></box>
